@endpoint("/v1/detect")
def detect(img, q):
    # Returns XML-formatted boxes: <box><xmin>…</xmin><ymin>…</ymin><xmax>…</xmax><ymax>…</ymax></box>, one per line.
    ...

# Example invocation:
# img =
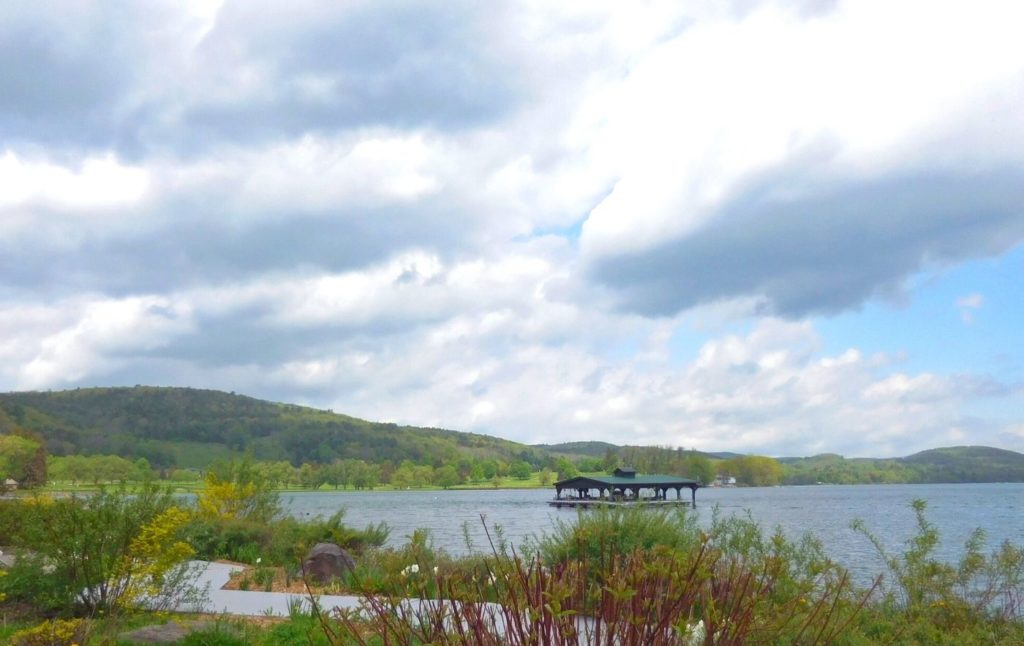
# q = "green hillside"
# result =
<box><xmin>0</xmin><ymin>387</ymin><xmax>543</xmax><ymax>469</ymax></box>
<box><xmin>533</xmin><ymin>441</ymin><xmax>620</xmax><ymax>458</ymax></box>
<box><xmin>901</xmin><ymin>446</ymin><xmax>1024</xmax><ymax>483</ymax></box>
<box><xmin>779</xmin><ymin>446</ymin><xmax>1024</xmax><ymax>484</ymax></box>
<box><xmin>2</xmin><ymin>387</ymin><xmax>1021</xmax><ymax>484</ymax></box>
<box><xmin>539</xmin><ymin>441</ymin><xmax>727</xmax><ymax>462</ymax></box>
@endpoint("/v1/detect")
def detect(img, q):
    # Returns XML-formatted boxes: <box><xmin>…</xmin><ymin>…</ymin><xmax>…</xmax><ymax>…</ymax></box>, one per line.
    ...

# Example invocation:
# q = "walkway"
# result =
<box><xmin>178</xmin><ymin>560</ymin><xmax>365</xmax><ymax>617</ymax></box>
<box><xmin>170</xmin><ymin>561</ymin><xmax>590</xmax><ymax>641</ymax></box>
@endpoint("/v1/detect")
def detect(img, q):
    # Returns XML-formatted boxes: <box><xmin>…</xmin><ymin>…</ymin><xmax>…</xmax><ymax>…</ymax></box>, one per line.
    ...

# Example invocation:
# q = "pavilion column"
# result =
<box><xmin>691</xmin><ymin>486</ymin><xmax>696</xmax><ymax>508</ymax></box>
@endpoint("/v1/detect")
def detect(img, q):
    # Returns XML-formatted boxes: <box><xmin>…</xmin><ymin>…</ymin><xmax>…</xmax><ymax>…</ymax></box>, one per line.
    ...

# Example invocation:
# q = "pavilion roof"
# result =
<box><xmin>554</xmin><ymin>474</ymin><xmax>699</xmax><ymax>488</ymax></box>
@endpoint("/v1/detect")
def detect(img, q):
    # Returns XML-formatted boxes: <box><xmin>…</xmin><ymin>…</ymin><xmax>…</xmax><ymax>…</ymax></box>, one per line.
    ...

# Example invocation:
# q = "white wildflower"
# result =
<box><xmin>684</xmin><ymin>620</ymin><xmax>705</xmax><ymax>646</ymax></box>
<box><xmin>256</xmin><ymin>557</ymin><xmax>262</xmax><ymax>565</ymax></box>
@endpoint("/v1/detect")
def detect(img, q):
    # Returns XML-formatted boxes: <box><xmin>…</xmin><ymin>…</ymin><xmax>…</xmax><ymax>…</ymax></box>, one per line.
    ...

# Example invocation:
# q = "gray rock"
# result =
<box><xmin>120</xmin><ymin>620</ymin><xmax>219</xmax><ymax>644</ymax></box>
<box><xmin>302</xmin><ymin>542</ymin><xmax>355</xmax><ymax>584</ymax></box>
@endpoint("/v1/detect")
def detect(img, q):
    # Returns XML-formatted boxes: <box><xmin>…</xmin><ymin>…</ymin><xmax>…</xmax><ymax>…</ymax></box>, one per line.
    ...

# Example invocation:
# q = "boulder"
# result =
<box><xmin>302</xmin><ymin>542</ymin><xmax>355</xmax><ymax>584</ymax></box>
<box><xmin>120</xmin><ymin>621</ymin><xmax>218</xmax><ymax>644</ymax></box>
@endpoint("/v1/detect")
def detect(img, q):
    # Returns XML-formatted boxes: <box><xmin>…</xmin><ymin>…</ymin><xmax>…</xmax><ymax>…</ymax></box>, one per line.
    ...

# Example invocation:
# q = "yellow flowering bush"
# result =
<box><xmin>9</xmin><ymin>618</ymin><xmax>88</xmax><ymax>646</ymax></box>
<box><xmin>197</xmin><ymin>473</ymin><xmax>259</xmax><ymax>520</ymax></box>
<box><xmin>117</xmin><ymin>506</ymin><xmax>196</xmax><ymax>609</ymax></box>
<box><xmin>10</xmin><ymin>485</ymin><xmax>202</xmax><ymax>615</ymax></box>
<box><xmin>195</xmin><ymin>459</ymin><xmax>279</xmax><ymax>523</ymax></box>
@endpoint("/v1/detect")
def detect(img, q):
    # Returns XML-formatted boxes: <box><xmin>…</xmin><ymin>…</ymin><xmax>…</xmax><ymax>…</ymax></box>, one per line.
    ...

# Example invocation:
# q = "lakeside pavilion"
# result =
<box><xmin>551</xmin><ymin>467</ymin><xmax>700</xmax><ymax>508</ymax></box>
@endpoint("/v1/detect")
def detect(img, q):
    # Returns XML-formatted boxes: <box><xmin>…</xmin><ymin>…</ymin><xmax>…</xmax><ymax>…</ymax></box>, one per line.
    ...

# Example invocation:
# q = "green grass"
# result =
<box><xmin>40</xmin><ymin>470</ymin><xmax>592</xmax><ymax>494</ymax></box>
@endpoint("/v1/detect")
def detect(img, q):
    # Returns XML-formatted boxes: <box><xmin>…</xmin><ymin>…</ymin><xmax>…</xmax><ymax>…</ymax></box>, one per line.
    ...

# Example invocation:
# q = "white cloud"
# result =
<box><xmin>0</xmin><ymin>1</ymin><xmax>1021</xmax><ymax>458</ymax></box>
<box><xmin>576</xmin><ymin>1</ymin><xmax>1024</xmax><ymax>315</ymax></box>
<box><xmin>3</xmin><ymin>296</ymin><xmax>193</xmax><ymax>390</ymax></box>
<box><xmin>0</xmin><ymin>152</ymin><xmax>149</xmax><ymax>210</ymax></box>
<box><xmin>956</xmin><ymin>293</ymin><xmax>985</xmax><ymax>324</ymax></box>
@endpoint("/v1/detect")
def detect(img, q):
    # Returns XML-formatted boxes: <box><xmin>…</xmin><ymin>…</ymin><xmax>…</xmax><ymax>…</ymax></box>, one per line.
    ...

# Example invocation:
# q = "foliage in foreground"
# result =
<box><xmin>850</xmin><ymin>499</ymin><xmax>1024</xmax><ymax>643</ymax></box>
<box><xmin>296</xmin><ymin>502</ymin><xmax>1024</xmax><ymax>645</ymax></box>
<box><xmin>0</xmin><ymin>485</ymin><xmax>203</xmax><ymax>617</ymax></box>
<box><xmin>307</xmin><ymin>508</ymin><xmax>869</xmax><ymax>645</ymax></box>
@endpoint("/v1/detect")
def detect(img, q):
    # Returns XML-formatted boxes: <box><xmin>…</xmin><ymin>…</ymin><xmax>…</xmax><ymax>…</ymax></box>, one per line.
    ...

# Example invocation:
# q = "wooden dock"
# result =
<box><xmin>548</xmin><ymin>498</ymin><xmax>691</xmax><ymax>509</ymax></box>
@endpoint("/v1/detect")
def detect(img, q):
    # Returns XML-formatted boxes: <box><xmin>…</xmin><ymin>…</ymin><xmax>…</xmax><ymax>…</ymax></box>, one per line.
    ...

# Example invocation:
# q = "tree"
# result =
<box><xmin>603</xmin><ymin>447</ymin><xmax>620</xmax><ymax>472</ymax></box>
<box><xmin>481</xmin><ymin>459</ymin><xmax>499</xmax><ymax>480</ymax></box>
<box><xmin>298</xmin><ymin>463</ymin><xmax>324</xmax><ymax>489</ymax></box>
<box><xmin>96</xmin><ymin>455</ymin><xmax>136</xmax><ymax>484</ymax></box>
<box><xmin>684</xmin><ymin>454</ymin><xmax>716</xmax><ymax>485</ymax></box>
<box><xmin>390</xmin><ymin>462</ymin><xmax>415</xmax><ymax>489</ymax></box>
<box><xmin>413</xmin><ymin>465</ymin><xmax>435</xmax><ymax>488</ymax></box>
<box><xmin>9</xmin><ymin>427</ymin><xmax>47</xmax><ymax>487</ymax></box>
<box><xmin>434</xmin><ymin>465</ymin><xmax>461</xmax><ymax>489</ymax></box>
<box><xmin>134</xmin><ymin>457</ymin><xmax>153</xmax><ymax>481</ymax></box>
<box><xmin>48</xmin><ymin>455</ymin><xmax>92</xmax><ymax>485</ymax></box>
<box><xmin>351</xmin><ymin>460</ymin><xmax>380</xmax><ymax>490</ymax></box>
<box><xmin>538</xmin><ymin>468</ymin><xmax>555</xmax><ymax>486</ymax></box>
<box><xmin>469</xmin><ymin>461</ymin><xmax>485</xmax><ymax>483</ymax></box>
<box><xmin>0</xmin><ymin>434</ymin><xmax>40</xmax><ymax>484</ymax></box>
<box><xmin>510</xmin><ymin>461</ymin><xmax>533</xmax><ymax>480</ymax></box>
<box><xmin>725</xmin><ymin>455</ymin><xmax>783</xmax><ymax>486</ymax></box>
<box><xmin>554</xmin><ymin>457</ymin><xmax>578</xmax><ymax>481</ymax></box>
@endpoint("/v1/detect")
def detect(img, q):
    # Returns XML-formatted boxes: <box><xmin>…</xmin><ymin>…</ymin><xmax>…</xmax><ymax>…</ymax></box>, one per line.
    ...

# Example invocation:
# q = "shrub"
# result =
<box><xmin>527</xmin><ymin>506</ymin><xmax>702</xmax><ymax>567</ymax></box>
<box><xmin>6</xmin><ymin>485</ymin><xmax>197</xmax><ymax>616</ymax></box>
<box><xmin>310</xmin><ymin>529</ymin><xmax>867</xmax><ymax>645</ymax></box>
<box><xmin>8</xmin><ymin>618</ymin><xmax>88</xmax><ymax>646</ymax></box>
<box><xmin>0</xmin><ymin>554</ymin><xmax>77</xmax><ymax>614</ymax></box>
<box><xmin>182</xmin><ymin>511</ymin><xmax>389</xmax><ymax>567</ymax></box>
<box><xmin>197</xmin><ymin>458</ymin><xmax>280</xmax><ymax>523</ymax></box>
<box><xmin>852</xmin><ymin>499</ymin><xmax>1024</xmax><ymax>642</ymax></box>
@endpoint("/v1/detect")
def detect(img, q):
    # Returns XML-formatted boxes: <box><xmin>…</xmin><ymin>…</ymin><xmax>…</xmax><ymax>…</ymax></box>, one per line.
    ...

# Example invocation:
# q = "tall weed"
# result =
<box><xmin>308</xmin><ymin>511</ymin><xmax>869</xmax><ymax>645</ymax></box>
<box><xmin>852</xmin><ymin>498</ymin><xmax>1024</xmax><ymax>641</ymax></box>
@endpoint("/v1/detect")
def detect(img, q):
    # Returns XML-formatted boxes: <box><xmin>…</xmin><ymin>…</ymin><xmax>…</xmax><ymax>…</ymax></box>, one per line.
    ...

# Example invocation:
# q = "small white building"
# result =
<box><xmin>3</xmin><ymin>478</ymin><xmax>18</xmax><ymax>492</ymax></box>
<box><xmin>711</xmin><ymin>475</ymin><xmax>737</xmax><ymax>487</ymax></box>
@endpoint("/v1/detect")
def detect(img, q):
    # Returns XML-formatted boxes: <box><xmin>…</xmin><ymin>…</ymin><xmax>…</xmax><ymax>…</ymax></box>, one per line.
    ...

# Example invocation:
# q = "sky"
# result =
<box><xmin>1</xmin><ymin>0</ymin><xmax>1022</xmax><ymax>457</ymax></box>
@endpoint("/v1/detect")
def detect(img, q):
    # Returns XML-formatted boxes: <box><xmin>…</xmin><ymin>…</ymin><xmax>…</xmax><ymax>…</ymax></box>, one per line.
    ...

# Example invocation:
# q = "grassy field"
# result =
<box><xmin>36</xmin><ymin>470</ymin><xmax>595</xmax><ymax>494</ymax></box>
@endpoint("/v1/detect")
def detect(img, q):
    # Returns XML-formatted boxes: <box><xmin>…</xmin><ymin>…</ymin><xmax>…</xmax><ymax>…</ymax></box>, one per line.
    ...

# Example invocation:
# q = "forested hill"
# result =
<box><xmin>779</xmin><ymin>445</ymin><xmax>1024</xmax><ymax>484</ymax></box>
<box><xmin>902</xmin><ymin>446</ymin><xmax>1024</xmax><ymax>482</ymax></box>
<box><xmin>0</xmin><ymin>387</ymin><xmax>542</xmax><ymax>469</ymax></box>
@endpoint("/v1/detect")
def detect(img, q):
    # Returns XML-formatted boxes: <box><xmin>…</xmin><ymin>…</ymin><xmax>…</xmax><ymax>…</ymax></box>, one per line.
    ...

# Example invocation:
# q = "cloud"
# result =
<box><xmin>956</xmin><ymin>293</ymin><xmax>985</xmax><ymax>324</ymax></box>
<box><xmin>589</xmin><ymin>171</ymin><xmax>1024</xmax><ymax>317</ymax></box>
<box><xmin>5</xmin><ymin>266</ymin><xmax>1011</xmax><ymax>456</ymax></box>
<box><xmin>0</xmin><ymin>1</ymin><xmax>1022</xmax><ymax>458</ymax></box>
<box><xmin>0</xmin><ymin>1</ymin><xmax>526</xmax><ymax>157</ymax></box>
<box><xmin>578</xmin><ymin>0</ymin><xmax>1024</xmax><ymax>317</ymax></box>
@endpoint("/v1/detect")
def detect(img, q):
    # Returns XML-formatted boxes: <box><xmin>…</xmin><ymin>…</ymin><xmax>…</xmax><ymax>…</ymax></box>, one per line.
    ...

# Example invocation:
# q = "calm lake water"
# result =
<box><xmin>281</xmin><ymin>483</ymin><xmax>1024</xmax><ymax>582</ymax></box>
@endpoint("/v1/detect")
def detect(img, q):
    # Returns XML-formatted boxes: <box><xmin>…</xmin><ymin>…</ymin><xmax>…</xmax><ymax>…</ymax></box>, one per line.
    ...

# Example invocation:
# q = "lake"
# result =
<box><xmin>281</xmin><ymin>482</ymin><xmax>1024</xmax><ymax>582</ymax></box>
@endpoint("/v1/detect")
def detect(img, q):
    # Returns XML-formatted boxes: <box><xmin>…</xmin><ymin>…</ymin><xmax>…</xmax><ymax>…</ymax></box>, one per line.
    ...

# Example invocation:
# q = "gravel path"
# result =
<box><xmin>181</xmin><ymin>561</ymin><xmax>365</xmax><ymax>617</ymax></box>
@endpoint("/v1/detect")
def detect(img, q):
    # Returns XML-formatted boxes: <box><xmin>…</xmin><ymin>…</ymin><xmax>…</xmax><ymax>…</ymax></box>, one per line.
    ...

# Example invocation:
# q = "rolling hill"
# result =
<box><xmin>778</xmin><ymin>446</ymin><xmax>1024</xmax><ymax>484</ymax></box>
<box><xmin>0</xmin><ymin>386</ymin><xmax>543</xmax><ymax>469</ymax></box>
<box><xmin>901</xmin><ymin>446</ymin><xmax>1024</xmax><ymax>482</ymax></box>
<box><xmin>2</xmin><ymin>387</ymin><xmax>1021</xmax><ymax>484</ymax></box>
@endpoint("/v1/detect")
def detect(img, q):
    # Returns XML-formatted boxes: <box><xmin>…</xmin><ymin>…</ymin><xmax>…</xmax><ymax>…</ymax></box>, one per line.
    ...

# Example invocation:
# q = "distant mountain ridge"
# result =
<box><xmin>534</xmin><ymin>441</ymin><xmax>741</xmax><ymax>462</ymax></box>
<box><xmin>0</xmin><ymin>386</ymin><xmax>543</xmax><ymax>469</ymax></box>
<box><xmin>1</xmin><ymin>387</ymin><xmax>1021</xmax><ymax>484</ymax></box>
<box><xmin>778</xmin><ymin>446</ymin><xmax>1024</xmax><ymax>484</ymax></box>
